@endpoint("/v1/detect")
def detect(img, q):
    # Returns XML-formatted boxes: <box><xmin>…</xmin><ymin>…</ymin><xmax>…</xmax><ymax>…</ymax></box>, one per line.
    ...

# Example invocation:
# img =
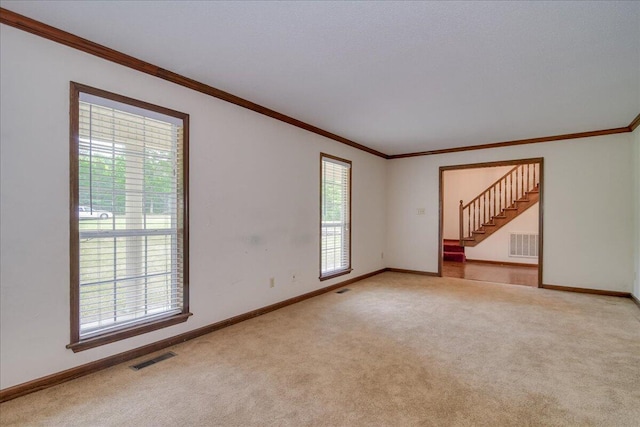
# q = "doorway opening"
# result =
<box><xmin>438</xmin><ymin>158</ymin><xmax>543</xmax><ymax>288</ymax></box>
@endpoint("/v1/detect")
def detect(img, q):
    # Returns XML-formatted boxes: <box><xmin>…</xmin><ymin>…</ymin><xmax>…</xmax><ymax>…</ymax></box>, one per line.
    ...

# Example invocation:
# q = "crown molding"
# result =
<box><xmin>388</xmin><ymin>126</ymin><xmax>632</xmax><ymax>159</ymax></box>
<box><xmin>1</xmin><ymin>7</ymin><xmax>638</xmax><ymax>160</ymax></box>
<box><xmin>0</xmin><ymin>7</ymin><xmax>388</xmax><ymax>159</ymax></box>
<box><xmin>629</xmin><ymin>113</ymin><xmax>640</xmax><ymax>132</ymax></box>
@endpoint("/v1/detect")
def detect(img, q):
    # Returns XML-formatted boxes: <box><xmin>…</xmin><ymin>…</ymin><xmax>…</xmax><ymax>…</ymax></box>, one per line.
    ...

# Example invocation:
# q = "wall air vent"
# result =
<box><xmin>509</xmin><ymin>233</ymin><xmax>538</xmax><ymax>258</ymax></box>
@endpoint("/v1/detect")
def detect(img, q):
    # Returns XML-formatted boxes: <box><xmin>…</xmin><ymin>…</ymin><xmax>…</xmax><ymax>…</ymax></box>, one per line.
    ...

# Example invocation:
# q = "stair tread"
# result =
<box><xmin>459</xmin><ymin>171</ymin><xmax>539</xmax><ymax>248</ymax></box>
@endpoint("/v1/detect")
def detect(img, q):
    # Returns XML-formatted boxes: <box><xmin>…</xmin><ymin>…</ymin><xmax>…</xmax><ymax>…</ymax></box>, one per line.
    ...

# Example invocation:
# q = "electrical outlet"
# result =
<box><xmin>269</xmin><ymin>277</ymin><xmax>275</xmax><ymax>288</ymax></box>
<box><xmin>417</xmin><ymin>208</ymin><xmax>426</xmax><ymax>215</ymax></box>
<box><xmin>381</xmin><ymin>252</ymin><xmax>384</xmax><ymax>259</ymax></box>
<box><xmin>291</xmin><ymin>273</ymin><xmax>297</xmax><ymax>283</ymax></box>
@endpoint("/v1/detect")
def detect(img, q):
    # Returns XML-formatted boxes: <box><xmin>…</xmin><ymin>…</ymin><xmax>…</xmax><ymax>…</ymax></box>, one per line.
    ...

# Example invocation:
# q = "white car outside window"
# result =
<box><xmin>78</xmin><ymin>206</ymin><xmax>112</xmax><ymax>219</ymax></box>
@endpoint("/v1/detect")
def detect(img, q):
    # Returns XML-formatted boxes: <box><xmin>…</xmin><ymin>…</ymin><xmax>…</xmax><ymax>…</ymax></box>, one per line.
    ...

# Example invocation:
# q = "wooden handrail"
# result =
<box><xmin>459</xmin><ymin>163</ymin><xmax>539</xmax><ymax>243</ymax></box>
<box><xmin>462</xmin><ymin>165</ymin><xmax>519</xmax><ymax>211</ymax></box>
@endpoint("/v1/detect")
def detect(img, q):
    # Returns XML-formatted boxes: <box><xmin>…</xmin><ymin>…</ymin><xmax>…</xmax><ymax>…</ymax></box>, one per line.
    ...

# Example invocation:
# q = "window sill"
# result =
<box><xmin>319</xmin><ymin>269</ymin><xmax>353</xmax><ymax>282</ymax></box>
<box><xmin>67</xmin><ymin>312</ymin><xmax>192</xmax><ymax>353</ymax></box>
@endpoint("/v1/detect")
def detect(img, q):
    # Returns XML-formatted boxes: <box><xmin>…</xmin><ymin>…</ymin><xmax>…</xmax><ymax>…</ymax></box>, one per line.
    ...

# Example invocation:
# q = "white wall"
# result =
<box><xmin>0</xmin><ymin>26</ymin><xmax>387</xmax><ymax>389</ymax></box>
<box><xmin>442</xmin><ymin>166</ymin><xmax>513</xmax><ymax>239</ymax></box>
<box><xmin>465</xmin><ymin>205</ymin><xmax>539</xmax><ymax>265</ymax></box>
<box><xmin>386</xmin><ymin>133</ymin><xmax>634</xmax><ymax>292</ymax></box>
<box><xmin>633</xmin><ymin>126</ymin><xmax>640</xmax><ymax>299</ymax></box>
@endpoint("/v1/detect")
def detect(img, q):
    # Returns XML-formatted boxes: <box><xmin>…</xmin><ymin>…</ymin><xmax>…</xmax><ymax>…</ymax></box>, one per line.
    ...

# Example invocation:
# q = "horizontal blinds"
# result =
<box><xmin>77</xmin><ymin>96</ymin><xmax>184</xmax><ymax>337</ymax></box>
<box><xmin>321</xmin><ymin>156</ymin><xmax>351</xmax><ymax>275</ymax></box>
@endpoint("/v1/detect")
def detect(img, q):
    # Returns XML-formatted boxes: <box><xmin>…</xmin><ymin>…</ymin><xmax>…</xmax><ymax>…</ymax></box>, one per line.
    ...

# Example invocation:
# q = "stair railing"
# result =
<box><xmin>459</xmin><ymin>163</ymin><xmax>539</xmax><ymax>245</ymax></box>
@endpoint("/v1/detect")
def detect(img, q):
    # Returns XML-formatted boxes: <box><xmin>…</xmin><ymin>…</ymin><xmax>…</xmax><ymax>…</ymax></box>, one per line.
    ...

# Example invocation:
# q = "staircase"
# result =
<box><xmin>443</xmin><ymin>240</ymin><xmax>466</xmax><ymax>262</ymax></box>
<box><xmin>459</xmin><ymin>163</ymin><xmax>540</xmax><ymax>248</ymax></box>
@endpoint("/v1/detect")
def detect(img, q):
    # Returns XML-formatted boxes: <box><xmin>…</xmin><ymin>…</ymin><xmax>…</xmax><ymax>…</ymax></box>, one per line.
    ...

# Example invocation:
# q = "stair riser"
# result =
<box><xmin>443</xmin><ymin>252</ymin><xmax>466</xmax><ymax>262</ymax></box>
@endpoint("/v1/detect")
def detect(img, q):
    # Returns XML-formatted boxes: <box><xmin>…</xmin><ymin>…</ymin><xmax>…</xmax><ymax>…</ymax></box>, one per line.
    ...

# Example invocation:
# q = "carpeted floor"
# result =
<box><xmin>1</xmin><ymin>272</ymin><xmax>639</xmax><ymax>426</ymax></box>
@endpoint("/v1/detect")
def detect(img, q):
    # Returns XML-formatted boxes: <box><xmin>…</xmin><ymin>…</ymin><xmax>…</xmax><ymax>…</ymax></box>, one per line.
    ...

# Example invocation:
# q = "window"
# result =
<box><xmin>320</xmin><ymin>154</ymin><xmax>352</xmax><ymax>280</ymax></box>
<box><xmin>68</xmin><ymin>82</ymin><xmax>190</xmax><ymax>352</ymax></box>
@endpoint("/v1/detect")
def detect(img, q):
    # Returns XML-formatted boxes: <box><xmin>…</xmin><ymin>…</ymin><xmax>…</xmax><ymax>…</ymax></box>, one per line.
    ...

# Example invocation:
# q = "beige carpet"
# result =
<box><xmin>2</xmin><ymin>272</ymin><xmax>639</xmax><ymax>426</ymax></box>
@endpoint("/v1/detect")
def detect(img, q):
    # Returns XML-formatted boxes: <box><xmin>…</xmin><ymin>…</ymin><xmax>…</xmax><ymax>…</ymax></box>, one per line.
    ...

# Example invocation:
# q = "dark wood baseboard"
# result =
<box><xmin>541</xmin><ymin>284</ymin><xmax>631</xmax><ymax>298</ymax></box>
<box><xmin>465</xmin><ymin>259</ymin><xmax>538</xmax><ymax>268</ymax></box>
<box><xmin>0</xmin><ymin>268</ymin><xmax>386</xmax><ymax>403</ymax></box>
<box><xmin>387</xmin><ymin>269</ymin><xmax>634</xmax><ymax>301</ymax></box>
<box><xmin>631</xmin><ymin>293</ymin><xmax>640</xmax><ymax>309</ymax></box>
<box><xmin>385</xmin><ymin>268</ymin><xmax>439</xmax><ymax>276</ymax></box>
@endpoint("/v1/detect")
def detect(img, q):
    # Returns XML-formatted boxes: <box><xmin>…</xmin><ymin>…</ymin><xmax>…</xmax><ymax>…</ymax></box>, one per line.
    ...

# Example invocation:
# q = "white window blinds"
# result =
<box><xmin>321</xmin><ymin>155</ymin><xmax>351</xmax><ymax>278</ymax></box>
<box><xmin>75</xmin><ymin>90</ymin><xmax>187</xmax><ymax>340</ymax></box>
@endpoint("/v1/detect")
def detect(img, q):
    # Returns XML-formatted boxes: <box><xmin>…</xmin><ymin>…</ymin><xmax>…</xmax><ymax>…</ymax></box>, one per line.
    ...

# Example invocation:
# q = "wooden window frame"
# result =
<box><xmin>319</xmin><ymin>153</ymin><xmax>353</xmax><ymax>281</ymax></box>
<box><xmin>68</xmin><ymin>82</ymin><xmax>191</xmax><ymax>352</ymax></box>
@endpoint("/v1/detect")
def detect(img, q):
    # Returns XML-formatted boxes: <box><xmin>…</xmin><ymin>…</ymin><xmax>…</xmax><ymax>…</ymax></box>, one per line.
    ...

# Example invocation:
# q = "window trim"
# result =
<box><xmin>68</xmin><ymin>82</ymin><xmax>191</xmax><ymax>352</ymax></box>
<box><xmin>319</xmin><ymin>153</ymin><xmax>352</xmax><ymax>281</ymax></box>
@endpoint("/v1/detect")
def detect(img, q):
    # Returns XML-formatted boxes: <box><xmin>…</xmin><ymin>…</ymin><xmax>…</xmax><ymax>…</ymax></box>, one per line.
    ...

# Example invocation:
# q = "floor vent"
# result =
<box><xmin>130</xmin><ymin>352</ymin><xmax>176</xmax><ymax>371</ymax></box>
<box><xmin>336</xmin><ymin>288</ymin><xmax>351</xmax><ymax>294</ymax></box>
<box><xmin>509</xmin><ymin>233</ymin><xmax>539</xmax><ymax>258</ymax></box>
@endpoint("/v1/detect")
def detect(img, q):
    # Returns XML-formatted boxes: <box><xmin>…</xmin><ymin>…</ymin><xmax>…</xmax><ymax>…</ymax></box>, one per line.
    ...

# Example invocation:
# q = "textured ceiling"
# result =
<box><xmin>3</xmin><ymin>1</ymin><xmax>639</xmax><ymax>155</ymax></box>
